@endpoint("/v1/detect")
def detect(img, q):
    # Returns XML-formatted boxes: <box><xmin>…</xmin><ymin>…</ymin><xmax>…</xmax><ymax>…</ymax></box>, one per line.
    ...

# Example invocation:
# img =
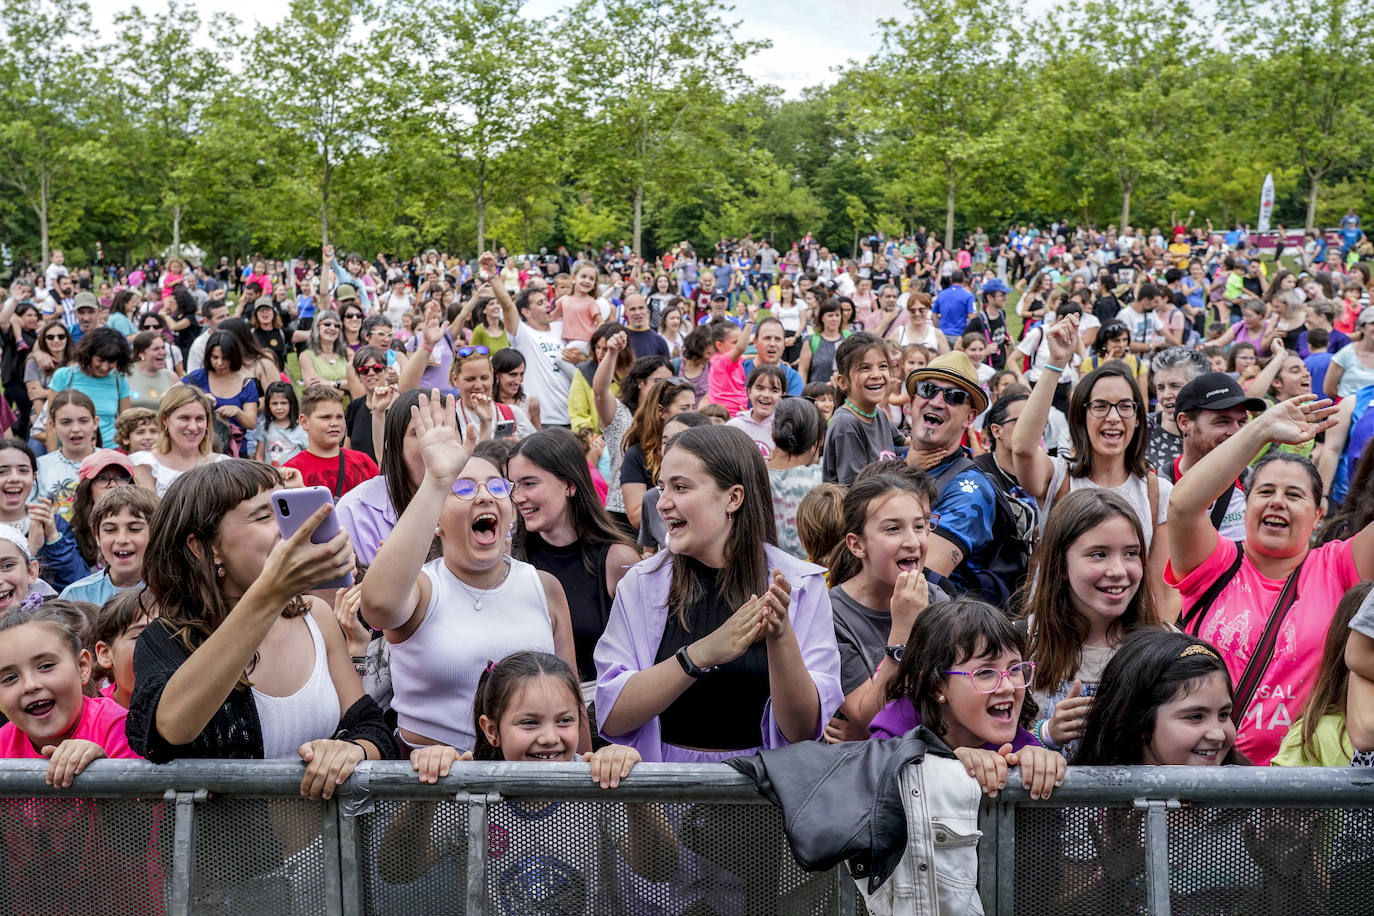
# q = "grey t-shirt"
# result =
<box><xmin>821</xmin><ymin>405</ymin><xmax>904</xmax><ymax>485</ymax></box>
<box><xmin>831</xmin><ymin>580</ymin><xmax>950</xmax><ymax>695</ymax></box>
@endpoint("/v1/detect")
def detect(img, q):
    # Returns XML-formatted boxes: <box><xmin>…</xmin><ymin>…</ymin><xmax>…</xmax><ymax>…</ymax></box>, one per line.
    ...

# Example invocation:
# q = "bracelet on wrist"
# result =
<box><xmin>1042</xmin><ymin>363</ymin><xmax>1065</xmax><ymax>374</ymax></box>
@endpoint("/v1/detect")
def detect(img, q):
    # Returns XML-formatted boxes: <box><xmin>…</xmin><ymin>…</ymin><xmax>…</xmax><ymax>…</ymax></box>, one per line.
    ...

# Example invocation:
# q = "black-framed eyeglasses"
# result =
<box><xmin>44</xmin><ymin>333</ymin><xmax>67</xmax><ymax>341</ymax></box>
<box><xmin>913</xmin><ymin>380</ymin><xmax>972</xmax><ymax>407</ymax></box>
<box><xmin>455</xmin><ymin>345</ymin><xmax>490</xmax><ymax>359</ymax></box>
<box><xmin>1087</xmin><ymin>399</ymin><xmax>1138</xmax><ymax>418</ymax></box>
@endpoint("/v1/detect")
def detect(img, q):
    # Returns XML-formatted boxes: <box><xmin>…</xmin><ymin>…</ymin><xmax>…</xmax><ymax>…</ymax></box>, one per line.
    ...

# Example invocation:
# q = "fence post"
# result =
<box><xmin>1136</xmin><ymin>798</ymin><xmax>1177</xmax><ymax>916</ymax></box>
<box><xmin>336</xmin><ymin>803</ymin><xmax>363</xmax><ymax>916</ymax></box>
<box><xmin>836</xmin><ymin>868</ymin><xmax>857</xmax><ymax>916</ymax></box>
<box><xmin>464</xmin><ymin>792</ymin><xmax>495</xmax><ymax>915</ymax></box>
<box><xmin>165</xmin><ymin>789</ymin><xmax>206</xmax><ymax>916</ymax></box>
<box><xmin>976</xmin><ymin>797</ymin><xmax>999</xmax><ymax>914</ymax></box>
<box><xmin>995</xmin><ymin>799</ymin><xmax>1016</xmax><ymax>916</ymax></box>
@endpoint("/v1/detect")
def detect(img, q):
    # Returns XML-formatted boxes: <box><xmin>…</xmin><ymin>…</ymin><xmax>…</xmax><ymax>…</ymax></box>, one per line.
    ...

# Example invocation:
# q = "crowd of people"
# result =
<box><xmin>2</xmin><ymin>214</ymin><xmax>1374</xmax><ymax>906</ymax></box>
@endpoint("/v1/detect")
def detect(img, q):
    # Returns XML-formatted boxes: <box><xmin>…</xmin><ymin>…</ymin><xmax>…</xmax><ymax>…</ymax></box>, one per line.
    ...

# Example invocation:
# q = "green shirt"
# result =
<box><xmin>1272</xmin><ymin>711</ymin><xmax>1352</xmax><ymax>767</ymax></box>
<box><xmin>470</xmin><ymin>325</ymin><xmax>509</xmax><ymax>354</ymax></box>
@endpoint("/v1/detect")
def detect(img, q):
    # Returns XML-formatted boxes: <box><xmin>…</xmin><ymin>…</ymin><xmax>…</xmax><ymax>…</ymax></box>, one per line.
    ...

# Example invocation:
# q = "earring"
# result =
<box><xmin>936</xmin><ymin>694</ymin><xmax>945</xmax><ymax>703</ymax></box>
<box><xmin>215</xmin><ymin>564</ymin><xmax>225</xmax><ymax>579</ymax></box>
<box><xmin>434</xmin><ymin>526</ymin><xmax>442</xmax><ymax>537</ymax></box>
<box><xmin>854</xmin><ymin>549</ymin><xmax>864</xmax><ymax>558</ymax></box>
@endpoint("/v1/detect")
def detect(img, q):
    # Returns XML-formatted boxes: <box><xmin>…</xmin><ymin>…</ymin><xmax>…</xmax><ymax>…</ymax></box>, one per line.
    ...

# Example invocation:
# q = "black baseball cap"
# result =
<box><xmin>1174</xmin><ymin>372</ymin><xmax>1267</xmax><ymax>420</ymax></box>
<box><xmin>710</xmin><ymin>290</ymin><xmax>729</xmax><ymax>302</ymax></box>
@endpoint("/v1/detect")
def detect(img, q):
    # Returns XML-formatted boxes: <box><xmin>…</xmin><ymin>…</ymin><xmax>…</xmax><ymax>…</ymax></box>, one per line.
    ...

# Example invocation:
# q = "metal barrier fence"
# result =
<box><xmin>1</xmin><ymin>760</ymin><xmax>1374</xmax><ymax>915</ymax></box>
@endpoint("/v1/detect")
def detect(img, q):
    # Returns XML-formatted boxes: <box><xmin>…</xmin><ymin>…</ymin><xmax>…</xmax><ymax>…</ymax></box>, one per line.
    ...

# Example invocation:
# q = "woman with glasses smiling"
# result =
<box><xmin>1012</xmin><ymin>313</ymin><xmax>1175</xmax><ymax>619</ymax></box>
<box><xmin>362</xmin><ymin>392</ymin><xmax>584</xmax><ymax>754</ymax></box>
<box><xmin>24</xmin><ymin>320</ymin><xmax>73</xmax><ymax>456</ymax></box>
<box><xmin>299</xmin><ymin>309</ymin><xmax>350</xmax><ymax>393</ymax></box>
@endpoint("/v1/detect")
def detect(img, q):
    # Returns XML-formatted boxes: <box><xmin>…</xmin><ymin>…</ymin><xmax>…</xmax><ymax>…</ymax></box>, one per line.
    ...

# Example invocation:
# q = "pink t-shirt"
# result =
<box><xmin>1165</xmin><ymin>536</ymin><xmax>1358</xmax><ymax>765</ymax></box>
<box><xmin>559</xmin><ymin>295</ymin><xmax>600</xmax><ymax>345</ymax></box>
<box><xmin>707</xmin><ymin>352</ymin><xmax>748</xmax><ymax>414</ymax></box>
<box><xmin>0</xmin><ymin>694</ymin><xmax>140</xmax><ymax>760</ymax></box>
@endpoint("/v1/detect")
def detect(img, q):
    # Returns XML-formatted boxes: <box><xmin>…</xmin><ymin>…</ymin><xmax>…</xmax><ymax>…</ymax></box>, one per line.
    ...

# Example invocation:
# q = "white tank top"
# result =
<box><xmin>253</xmin><ymin>614</ymin><xmax>340</xmax><ymax>759</ymax></box>
<box><xmin>391</xmin><ymin>556</ymin><xmax>555</xmax><ymax>751</ymax></box>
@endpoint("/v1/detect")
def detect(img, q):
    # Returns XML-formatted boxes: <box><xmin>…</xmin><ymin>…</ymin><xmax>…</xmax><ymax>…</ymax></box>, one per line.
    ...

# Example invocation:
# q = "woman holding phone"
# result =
<box><xmin>126</xmin><ymin>460</ymin><xmax>397</xmax><ymax>793</ymax></box>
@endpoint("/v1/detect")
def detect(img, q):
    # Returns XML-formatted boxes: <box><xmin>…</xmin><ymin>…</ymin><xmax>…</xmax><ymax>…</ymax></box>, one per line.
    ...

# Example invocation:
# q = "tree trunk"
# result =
<box><xmin>1120</xmin><ymin>181</ymin><xmax>1133</xmax><ymax>231</ymax></box>
<box><xmin>633</xmin><ymin>181</ymin><xmax>644</xmax><ymax>257</ymax></box>
<box><xmin>172</xmin><ymin>204</ymin><xmax>182</xmax><ymax>258</ymax></box>
<box><xmin>476</xmin><ymin>192</ymin><xmax>486</xmax><ymax>255</ymax></box>
<box><xmin>321</xmin><ymin>158</ymin><xmax>332</xmax><ymax>248</ymax></box>
<box><xmin>39</xmin><ymin>172</ymin><xmax>50</xmax><ymax>269</ymax></box>
<box><xmin>944</xmin><ymin>178</ymin><xmax>956</xmax><ymax>250</ymax></box>
<box><xmin>1305</xmin><ymin>174</ymin><xmax>1320</xmax><ymax>233</ymax></box>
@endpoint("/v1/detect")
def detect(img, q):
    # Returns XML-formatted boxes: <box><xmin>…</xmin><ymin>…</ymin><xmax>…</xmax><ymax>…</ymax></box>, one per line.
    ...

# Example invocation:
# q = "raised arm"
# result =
<box><xmin>593</xmin><ymin>331</ymin><xmax>626</xmax><ymax>429</ymax></box>
<box><xmin>1012</xmin><ymin>314</ymin><xmax>1078</xmax><ymax>502</ymax></box>
<box><xmin>730</xmin><ymin>320</ymin><xmax>755</xmax><ymax>363</ymax></box>
<box><xmin>1242</xmin><ymin>340</ymin><xmax>1286</xmax><ymax>398</ymax></box>
<box><xmin>360</xmin><ymin>392</ymin><xmax>476</xmax><ymax>632</ymax></box>
<box><xmin>1168</xmin><ymin>394</ymin><xmax>1338</xmax><ymax>580</ymax></box>
<box><xmin>1318</xmin><ymin>395</ymin><xmax>1354</xmax><ymax>504</ymax></box>
<box><xmin>155</xmin><ymin>505</ymin><xmax>354</xmax><ymax>746</ymax></box>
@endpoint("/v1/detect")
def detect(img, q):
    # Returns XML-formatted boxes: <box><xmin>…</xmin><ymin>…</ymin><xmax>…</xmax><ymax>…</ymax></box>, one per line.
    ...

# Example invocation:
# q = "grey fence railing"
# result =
<box><xmin>2</xmin><ymin>760</ymin><xmax>1374</xmax><ymax>915</ymax></box>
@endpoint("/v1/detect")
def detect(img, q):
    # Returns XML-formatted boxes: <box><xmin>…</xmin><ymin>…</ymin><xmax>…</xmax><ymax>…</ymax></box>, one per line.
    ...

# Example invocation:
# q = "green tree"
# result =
<box><xmin>110</xmin><ymin>0</ymin><xmax>232</xmax><ymax>256</ymax></box>
<box><xmin>251</xmin><ymin>0</ymin><xmax>382</xmax><ymax>247</ymax></box>
<box><xmin>0</xmin><ymin>0</ymin><xmax>101</xmax><ymax>265</ymax></box>
<box><xmin>385</xmin><ymin>0</ymin><xmax>552</xmax><ymax>252</ymax></box>
<box><xmin>840</xmin><ymin>0</ymin><xmax>1021</xmax><ymax>249</ymax></box>
<box><xmin>1037</xmin><ymin>0</ymin><xmax>1210</xmax><ymax>229</ymax></box>
<box><xmin>558</xmin><ymin>0</ymin><xmax>766</xmax><ymax>255</ymax></box>
<box><xmin>1223</xmin><ymin>0</ymin><xmax>1374</xmax><ymax>230</ymax></box>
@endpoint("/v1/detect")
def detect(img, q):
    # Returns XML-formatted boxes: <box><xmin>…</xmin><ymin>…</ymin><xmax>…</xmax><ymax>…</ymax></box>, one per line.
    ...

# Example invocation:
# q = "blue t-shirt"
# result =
<box><xmin>60</xmin><ymin>570</ymin><xmax>140</xmax><ymax>605</ymax></box>
<box><xmin>741</xmin><ymin>360</ymin><xmax>804</xmax><ymax>396</ymax></box>
<box><xmin>712</xmin><ymin>265</ymin><xmax>733</xmax><ymax>292</ymax></box>
<box><xmin>49</xmin><ymin>366</ymin><xmax>130</xmax><ymax>446</ymax></box>
<box><xmin>927</xmin><ymin>452</ymin><xmax>997</xmax><ymax>585</ymax></box>
<box><xmin>181</xmin><ymin>369</ymin><xmax>261</xmax><ymax>431</ymax></box>
<box><xmin>932</xmin><ymin>286</ymin><xmax>976</xmax><ymax>336</ymax></box>
<box><xmin>1304</xmin><ymin>352</ymin><xmax>1333</xmax><ymax>397</ymax></box>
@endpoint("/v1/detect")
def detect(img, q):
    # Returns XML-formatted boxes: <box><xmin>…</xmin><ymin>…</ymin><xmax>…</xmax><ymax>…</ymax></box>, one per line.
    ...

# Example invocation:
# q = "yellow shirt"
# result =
<box><xmin>1272</xmin><ymin>711</ymin><xmax>1353</xmax><ymax>767</ymax></box>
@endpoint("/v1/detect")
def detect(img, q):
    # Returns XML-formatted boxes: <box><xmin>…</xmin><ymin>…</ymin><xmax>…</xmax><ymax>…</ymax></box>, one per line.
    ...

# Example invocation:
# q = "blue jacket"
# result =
<box><xmin>38</xmin><ymin>516</ymin><xmax>90</xmax><ymax>594</ymax></box>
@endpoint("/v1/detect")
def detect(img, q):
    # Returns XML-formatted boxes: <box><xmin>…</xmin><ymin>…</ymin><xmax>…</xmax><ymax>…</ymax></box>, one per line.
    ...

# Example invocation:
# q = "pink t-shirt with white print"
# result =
<box><xmin>1165</xmin><ymin>536</ymin><xmax>1359</xmax><ymax>765</ymax></box>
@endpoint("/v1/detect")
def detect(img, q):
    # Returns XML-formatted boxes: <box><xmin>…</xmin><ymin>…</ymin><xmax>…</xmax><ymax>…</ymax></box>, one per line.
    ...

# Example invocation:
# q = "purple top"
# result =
<box><xmin>594</xmin><ymin>543</ymin><xmax>843</xmax><ymax>763</ymax></box>
<box><xmin>408</xmin><ymin>329</ymin><xmax>455</xmax><ymax>392</ymax></box>
<box><xmin>335</xmin><ymin>475</ymin><xmax>396</xmax><ymax>568</ymax></box>
<box><xmin>868</xmin><ymin>697</ymin><xmax>1041</xmax><ymax>752</ymax></box>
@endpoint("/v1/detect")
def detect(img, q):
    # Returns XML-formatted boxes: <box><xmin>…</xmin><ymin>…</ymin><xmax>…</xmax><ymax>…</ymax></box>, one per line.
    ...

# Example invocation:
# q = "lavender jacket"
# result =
<box><xmin>594</xmin><ymin>543</ymin><xmax>843</xmax><ymax>762</ymax></box>
<box><xmin>335</xmin><ymin>475</ymin><xmax>396</xmax><ymax>568</ymax></box>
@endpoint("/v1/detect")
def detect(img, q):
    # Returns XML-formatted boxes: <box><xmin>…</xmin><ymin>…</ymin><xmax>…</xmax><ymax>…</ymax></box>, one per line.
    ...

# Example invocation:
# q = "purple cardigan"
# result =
<box><xmin>594</xmin><ymin>543</ymin><xmax>843</xmax><ymax>763</ymax></box>
<box><xmin>868</xmin><ymin>697</ymin><xmax>1041</xmax><ymax>752</ymax></box>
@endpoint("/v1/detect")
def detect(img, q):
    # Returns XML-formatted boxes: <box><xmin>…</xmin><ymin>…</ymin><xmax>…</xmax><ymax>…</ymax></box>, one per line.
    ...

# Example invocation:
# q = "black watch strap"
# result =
<box><xmin>676</xmin><ymin>645</ymin><xmax>713</xmax><ymax>678</ymax></box>
<box><xmin>885</xmin><ymin>644</ymin><xmax>905</xmax><ymax>662</ymax></box>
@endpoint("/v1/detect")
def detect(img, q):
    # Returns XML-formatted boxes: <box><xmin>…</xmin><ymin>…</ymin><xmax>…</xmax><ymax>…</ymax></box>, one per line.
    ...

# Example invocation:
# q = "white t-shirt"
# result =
<box><xmin>382</xmin><ymin>292</ymin><xmax>413</xmax><ymax>330</ymax></box>
<box><xmin>1119</xmin><ymin>307</ymin><xmax>1164</xmax><ymax>370</ymax></box>
<box><xmin>1015</xmin><ymin>325</ymin><xmax>1081</xmax><ymax>384</ymax></box>
<box><xmin>512</xmin><ymin>320</ymin><xmax>572</xmax><ymax>426</ymax></box>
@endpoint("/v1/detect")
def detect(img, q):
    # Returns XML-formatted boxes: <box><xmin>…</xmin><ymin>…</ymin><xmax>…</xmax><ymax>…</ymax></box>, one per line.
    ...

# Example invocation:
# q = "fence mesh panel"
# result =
<box><xmin>479</xmin><ymin>798</ymin><xmax>835</xmax><ymax>916</ymax></box>
<box><xmin>355</xmin><ymin>798</ymin><xmax>468</xmax><ymax>915</ymax></box>
<box><xmin>1013</xmin><ymin>804</ymin><xmax>1147</xmax><ymax>914</ymax></box>
<box><xmin>0</xmin><ymin>795</ymin><xmax>171</xmax><ymax>916</ymax></box>
<box><xmin>1165</xmin><ymin>805</ymin><xmax>1374</xmax><ymax>916</ymax></box>
<box><xmin>190</xmin><ymin>796</ymin><xmax>328</xmax><ymax>916</ymax></box>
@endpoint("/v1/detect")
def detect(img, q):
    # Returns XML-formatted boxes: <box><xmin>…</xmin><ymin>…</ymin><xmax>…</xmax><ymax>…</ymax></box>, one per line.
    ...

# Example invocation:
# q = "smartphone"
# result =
<box><xmin>494</xmin><ymin>419</ymin><xmax>516</xmax><ymax>439</ymax></box>
<box><xmin>270</xmin><ymin>486</ymin><xmax>353</xmax><ymax>590</ymax></box>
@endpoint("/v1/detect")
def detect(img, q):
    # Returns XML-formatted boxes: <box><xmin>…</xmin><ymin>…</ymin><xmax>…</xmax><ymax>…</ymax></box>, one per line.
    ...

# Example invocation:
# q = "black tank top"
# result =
<box><xmin>523</xmin><ymin>537</ymin><xmax>613</xmax><ymax>682</ymax></box>
<box><xmin>653</xmin><ymin>558</ymin><xmax>769</xmax><ymax>751</ymax></box>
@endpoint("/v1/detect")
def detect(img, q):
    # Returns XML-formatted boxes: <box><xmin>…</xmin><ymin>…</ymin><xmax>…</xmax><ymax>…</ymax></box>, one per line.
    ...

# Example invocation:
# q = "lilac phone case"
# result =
<box><xmin>270</xmin><ymin>486</ymin><xmax>354</xmax><ymax>590</ymax></box>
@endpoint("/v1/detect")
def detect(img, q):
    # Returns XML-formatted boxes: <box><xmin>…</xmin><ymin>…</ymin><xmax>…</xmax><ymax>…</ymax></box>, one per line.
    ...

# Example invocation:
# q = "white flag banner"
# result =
<box><xmin>1258</xmin><ymin>172</ymin><xmax>1275</xmax><ymax>233</ymax></box>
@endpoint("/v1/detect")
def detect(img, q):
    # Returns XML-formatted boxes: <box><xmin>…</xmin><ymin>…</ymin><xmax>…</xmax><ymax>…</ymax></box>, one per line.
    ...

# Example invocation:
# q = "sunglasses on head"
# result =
<box><xmin>451</xmin><ymin>476</ymin><xmax>513</xmax><ymax>500</ymax></box>
<box><xmin>913</xmin><ymin>380</ymin><xmax>972</xmax><ymax>406</ymax></box>
<box><xmin>455</xmin><ymin>345</ymin><xmax>491</xmax><ymax>359</ymax></box>
<box><xmin>357</xmin><ymin>364</ymin><xmax>387</xmax><ymax>376</ymax></box>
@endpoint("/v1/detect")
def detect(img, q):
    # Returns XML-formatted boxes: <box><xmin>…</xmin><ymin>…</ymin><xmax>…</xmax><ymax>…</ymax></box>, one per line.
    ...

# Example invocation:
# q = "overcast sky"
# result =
<box><xmin>86</xmin><ymin>0</ymin><xmax>920</xmax><ymax>98</ymax></box>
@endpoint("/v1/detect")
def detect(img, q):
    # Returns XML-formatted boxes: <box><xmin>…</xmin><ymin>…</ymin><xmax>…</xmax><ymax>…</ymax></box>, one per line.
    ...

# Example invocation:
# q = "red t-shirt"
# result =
<box><xmin>285</xmin><ymin>448</ymin><xmax>379</xmax><ymax>497</ymax></box>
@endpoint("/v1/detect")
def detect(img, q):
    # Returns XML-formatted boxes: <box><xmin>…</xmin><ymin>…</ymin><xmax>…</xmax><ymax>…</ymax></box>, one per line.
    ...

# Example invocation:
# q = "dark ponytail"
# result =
<box><xmin>770</xmin><ymin>397</ymin><xmax>822</xmax><ymax>458</ymax></box>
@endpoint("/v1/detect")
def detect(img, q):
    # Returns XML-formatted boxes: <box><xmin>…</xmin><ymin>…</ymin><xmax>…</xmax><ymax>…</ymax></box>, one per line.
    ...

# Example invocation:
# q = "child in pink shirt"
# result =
<box><xmin>0</xmin><ymin>606</ymin><xmax>140</xmax><ymax>785</ymax></box>
<box><xmin>559</xmin><ymin>263</ymin><xmax>604</xmax><ymax>349</ymax></box>
<box><xmin>706</xmin><ymin>319</ymin><xmax>754</xmax><ymax>414</ymax></box>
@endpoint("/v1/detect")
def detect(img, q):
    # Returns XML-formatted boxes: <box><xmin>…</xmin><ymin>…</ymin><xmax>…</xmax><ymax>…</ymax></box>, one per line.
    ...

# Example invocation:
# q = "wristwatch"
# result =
<box><xmin>884</xmin><ymin>644</ymin><xmax>905</xmax><ymax>662</ymax></box>
<box><xmin>675</xmin><ymin>646</ymin><xmax>715</xmax><ymax>679</ymax></box>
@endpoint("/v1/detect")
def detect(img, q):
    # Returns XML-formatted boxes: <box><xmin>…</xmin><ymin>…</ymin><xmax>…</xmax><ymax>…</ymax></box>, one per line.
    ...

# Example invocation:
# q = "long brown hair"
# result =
<box><xmin>1066</xmin><ymin>362</ymin><xmax>1148</xmax><ymax>480</ymax></box>
<box><xmin>1020</xmin><ymin>489</ymin><xmax>1160</xmax><ymax>693</ymax></box>
<box><xmin>661</xmin><ymin>425</ymin><xmax>775</xmax><ymax>629</ymax></box>
<box><xmin>145</xmin><ymin>460</ymin><xmax>305</xmax><ymax>682</ymax></box>
<box><xmin>623</xmin><ymin>378</ymin><xmax>695</xmax><ymax>483</ymax></box>
<box><xmin>1296</xmin><ymin>582</ymin><xmax>1369</xmax><ymax>760</ymax></box>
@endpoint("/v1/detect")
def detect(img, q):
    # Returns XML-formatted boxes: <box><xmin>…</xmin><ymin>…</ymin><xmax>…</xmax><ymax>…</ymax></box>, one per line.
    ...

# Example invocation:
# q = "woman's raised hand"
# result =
<box><xmin>260</xmin><ymin>502</ymin><xmax>355</xmax><ymax>600</ymax></box>
<box><xmin>1045</xmin><ymin>313</ymin><xmax>1079</xmax><ymax>365</ymax></box>
<box><xmin>1259</xmin><ymin>393</ymin><xmax>1339</xmax><ymax>446</ymax></box>
<box><xmin>758</xmin><ymin>570</ymin><xmax>794</xmax><ymax>642</ymax></box>
<box><xmin>605</xmin><ymin>331</ymin><xmax>628</xmax><ymax>355</ymax></box>
<box><xmin>477</xmin><ymin>251</ymin><xmax>498</xmax><ymax>281</ymax></box>
<box><xmin>412</xmin><ymin>390</ymin><xmax>476</xmax><ymax>488</ymax></box>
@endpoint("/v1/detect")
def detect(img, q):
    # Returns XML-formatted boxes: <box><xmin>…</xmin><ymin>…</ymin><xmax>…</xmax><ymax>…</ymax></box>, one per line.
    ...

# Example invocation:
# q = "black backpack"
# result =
<box><xmin>932</xmin><ymin>455</ymin><xmax>1038</xmax><ymax>610</ymax></box>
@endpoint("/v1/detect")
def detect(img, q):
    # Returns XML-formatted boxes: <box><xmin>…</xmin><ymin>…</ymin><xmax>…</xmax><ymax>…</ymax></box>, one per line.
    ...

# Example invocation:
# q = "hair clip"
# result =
<box><xmin>1179</xmin><ymin>644</ymin><xmax>1218</xmax><ymax>661</ymax></box>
